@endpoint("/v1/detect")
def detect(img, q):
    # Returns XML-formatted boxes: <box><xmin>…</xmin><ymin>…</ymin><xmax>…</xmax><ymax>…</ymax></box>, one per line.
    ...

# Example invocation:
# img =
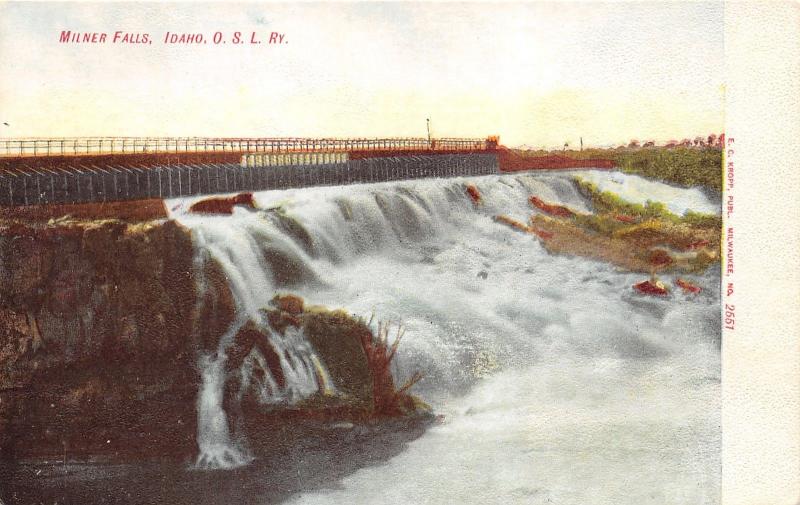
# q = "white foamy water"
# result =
<box><xmin>195</xmin><ymin>344</ymin><xmax>254</xmax><ymax>470</ymax></box>
<box><xmin>187</xmin><ymin>213</ymin><xmax>336</xmax><ymax>469</ymax></box>
<box><xmin>169</xmin><ymin>170</ymin><xmax>720</xmax><ymax>502</ymax></box>
<box><xmin>575</xmin><ymin>170</ymin><xmax>719</xmax><ymax>215</ymax></box>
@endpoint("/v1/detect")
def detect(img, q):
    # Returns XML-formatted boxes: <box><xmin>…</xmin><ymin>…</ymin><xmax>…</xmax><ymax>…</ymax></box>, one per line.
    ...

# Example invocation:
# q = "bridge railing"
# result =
<box><xmin>0</xmin><ymin>137</ymin><xmax>490</xmax><ymax>157</ymax></box>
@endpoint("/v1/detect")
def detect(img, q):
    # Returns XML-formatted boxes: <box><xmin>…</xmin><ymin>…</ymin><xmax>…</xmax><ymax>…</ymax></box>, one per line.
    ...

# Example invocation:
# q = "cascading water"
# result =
<box><xmin>195</xmin><ymin>328</ymin><xmax>253</xmax><ymax>470</ymax></box>
<box><xmin>185</xmin><ymin>212</ymin><xmax>337</xmax><ymax>469</ymax></box>
<box><xmin>169</xmin><ymin>169</ymin><xmax>721</xmax><ymax>504</ymax></box>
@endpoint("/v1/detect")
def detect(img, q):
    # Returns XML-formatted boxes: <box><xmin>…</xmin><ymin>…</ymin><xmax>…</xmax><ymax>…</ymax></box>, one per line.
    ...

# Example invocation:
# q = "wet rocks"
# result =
<box><xmin>300</xmin><ymin>306</ymin><xmax>373</xmax><ymax>408</ymax></box>
<box><xmin>214</xmin><ymin>297</ymin><xmax>432</xmax><ymax>456</ymax></box>
<box><xmin>243</xmin><ymin>296</ymin><xmax>428</xmax><ymax>420</ymax></box>
<box><xmin>270</xmin><ymin>293</ymin><xmax>305</xmax><ymax>315</ymax></box>
<box><xmin>266</xmin><ymin>210</ymin><xmax>316</xmax><ymax>256</ymax></box>
<box><xmin>529</xmin><ymin>196</ymin><xmax>576</xmax><ymax>218</ymax></box>
<box><xmin>194</xmin><ymin>256</ymin><xmax>237</xmax><ymax>353</ymax></box>
<box><xmin>493</xmin><ymin>215</ymin><xmax>553</xmax><ymax>241</ymax></box>
<box><xmin>465</xmin><ymin>184</ymin><xmax>482</xmax><ymax>205</ymax></box>
<box><xmin>493</xmin><ymin>215</ymin><xmax>532</xmax><ymax>234</ymax></box>
<box><xmin>188</xmin><ymin>192</ymin><xmax>256</xmax><ymax>215</ymax></box>
<box><xmin>633</xmin><ymin>279</ymin><xmax>670</xmax><ymax>296</ymax></box>
<box><xmin>675</xmin><ymin>278</ymin><xmax>702</xmax><ymax>294</ymax></box>
<box><xmin>227</xmin><ymin>320</ymin><xmax>287</xmax><ymax>390</ymax></box>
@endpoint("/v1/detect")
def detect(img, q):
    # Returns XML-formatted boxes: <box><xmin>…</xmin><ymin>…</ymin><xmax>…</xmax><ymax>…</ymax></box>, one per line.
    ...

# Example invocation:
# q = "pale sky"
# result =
<box><xmin>0</xmin><ymin>2</ymin><xmax>724</xmax><ymax>147</ymax></box>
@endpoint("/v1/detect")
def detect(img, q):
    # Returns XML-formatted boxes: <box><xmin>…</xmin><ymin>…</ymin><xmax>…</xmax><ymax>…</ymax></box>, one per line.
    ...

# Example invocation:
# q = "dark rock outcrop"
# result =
<box><xmin>222</xmin><ymin>295</ymin><xmax>429</xmax><ymax>451</ymax></box>
<box><xmin>0</xmin><ymin>220</ymin><xmax>429</xmax><ymax>467</ymax></box>
<box><xmin>0</xmin><ymin>219</ymin><xmax>201</xmax><ymax>461</ymax></box>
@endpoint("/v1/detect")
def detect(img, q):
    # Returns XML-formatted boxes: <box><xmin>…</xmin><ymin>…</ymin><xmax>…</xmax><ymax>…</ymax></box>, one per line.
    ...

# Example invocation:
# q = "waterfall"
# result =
<box><xmin>186</xmin><ymin>210</ymin><xmax>337</xmax><ymax>470</ymax></box>
<box><xmin>195</xmin><ymin>341</ymin><xmax>253</xmax><ymax>469</ymax></box>
<box><xmin>170</xmin><ymin>170</ymin><xmax>720</xmax><ymax>471</ymax></box>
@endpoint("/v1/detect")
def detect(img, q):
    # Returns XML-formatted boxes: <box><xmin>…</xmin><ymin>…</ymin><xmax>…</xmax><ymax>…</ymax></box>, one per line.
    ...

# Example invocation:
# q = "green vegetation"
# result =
<box><xmin>613</xmin><ymin>147</ymin><xmax>722</xmax><ymax>193</ymax></box>
<box><xmin>518</xmin><ymin>179</ymin><xmax>722</xmax><ymax>274</ymax></box>
<box><xmin>515</xmin><ymin>146</ymin><xmax>723</xmax><ymax>193</ymax></box>
<box><xmin>573</xmin><ymin>177</ymin><xmax>722</xmax><ymax>229</ymax></box>
<box><xmin>531</xmin><ymin>213</ymin><xmax>719</xmax><ymax>274</ymax></box>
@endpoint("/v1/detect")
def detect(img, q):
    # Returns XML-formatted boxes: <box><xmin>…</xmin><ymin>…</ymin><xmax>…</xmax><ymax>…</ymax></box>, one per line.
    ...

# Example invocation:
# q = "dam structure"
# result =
<box><xmin>0</xmin><ymin>136</ymin><xmax>500</xmax><ymax>207</ymax></box>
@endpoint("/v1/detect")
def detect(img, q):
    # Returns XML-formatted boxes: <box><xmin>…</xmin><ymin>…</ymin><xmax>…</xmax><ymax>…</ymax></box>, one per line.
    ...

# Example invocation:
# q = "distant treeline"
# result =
<box><xmin>513</xmin><ymin>147</ymin><xmax>723</xmax><ymax>193</ymax></box>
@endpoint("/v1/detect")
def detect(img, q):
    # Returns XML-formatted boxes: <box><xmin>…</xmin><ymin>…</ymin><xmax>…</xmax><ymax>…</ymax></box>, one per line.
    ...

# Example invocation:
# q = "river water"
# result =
<box><xmin>170</xmin><ymin>169</ymin><xmax>721</xmax><ymax>505</ymax></box>
<box><xmin>6</xmin><ymin>170</ymin><xmax>720</xmax><ymax>504</ymax></box>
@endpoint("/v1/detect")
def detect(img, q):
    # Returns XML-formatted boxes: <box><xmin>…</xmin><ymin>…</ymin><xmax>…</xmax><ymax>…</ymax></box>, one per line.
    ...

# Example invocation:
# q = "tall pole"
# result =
<box><xmin>426</xmin><ymin>118</ymin><xmax>431</xmax><ymax>147</ymax></box>
<box><xmin>580</xmin><ymin>136</ymin><xmax>583</xmax><ymax>151</ymax></box>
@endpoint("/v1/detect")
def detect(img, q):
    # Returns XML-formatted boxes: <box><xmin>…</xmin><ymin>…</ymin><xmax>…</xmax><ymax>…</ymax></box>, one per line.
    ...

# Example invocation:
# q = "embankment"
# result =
<box><xmin>0</xmin><ymin>219</ymin><xmax>199</xmax><ymax>461</ymax></box>
<box><xmin>0</xmin><ymin>217</ymin><xmax>427</xmax><ymax>465</ymax></box>
<box><xmin>1</xmin><ymin>199</ymin><xmax>168</xmax><ymax>222</ymax></box>
<box><xmin>498</xmin><ymin>149</ymin><xmax>616</xmax><ymax>172</ymax></box>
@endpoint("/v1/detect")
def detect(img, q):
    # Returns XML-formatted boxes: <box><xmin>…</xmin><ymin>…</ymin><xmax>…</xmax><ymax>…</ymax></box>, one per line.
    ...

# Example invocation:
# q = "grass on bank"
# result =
<box><xmin>514</xmin><ymin>146</ymin><xmax>723</xmax><ymax>193</ymax></box>
<box><xmin>573</xmin><ymin>177</ymin><xmax>722</xmax><ymax>229</ymax></box>
<box><xmin>507</xmin><ymin>177</ymin><xmax>722</xmax><ymax>274</ymax></box>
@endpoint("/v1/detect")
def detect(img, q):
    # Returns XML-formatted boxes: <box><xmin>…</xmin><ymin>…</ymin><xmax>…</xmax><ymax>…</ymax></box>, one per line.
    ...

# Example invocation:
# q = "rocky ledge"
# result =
<box><xmin>0</xmin><ymin>218</ymin><xmax>429</xmax><ymax>466</ymax></box>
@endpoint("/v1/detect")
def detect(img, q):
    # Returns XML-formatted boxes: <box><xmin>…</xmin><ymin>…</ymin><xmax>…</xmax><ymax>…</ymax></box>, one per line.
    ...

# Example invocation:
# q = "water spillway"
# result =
<box><xmin>164</xmin><ymin>169</ymin><xmax>721</xmax><ymax>503</ymax></box>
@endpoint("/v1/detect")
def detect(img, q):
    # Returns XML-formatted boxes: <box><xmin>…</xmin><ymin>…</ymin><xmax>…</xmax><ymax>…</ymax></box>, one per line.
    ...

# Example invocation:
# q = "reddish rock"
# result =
<box><xmin>676</xmin><ymin>278</ymin><xmax>702</xmax><ymax>294</ymax></box>
<box><xmin>494</xmin><ymin>215</ymin><xmax>532</xmax><ymax>233</ymax></box>
<box><xmin>271</xmin><ymin>294</ymin><xmax>305</xmax><ymax>315</ymax></box>
<box><xmin>465</xmin><ymin>184</ymin><xmax>482</xmax><ymax>205</ymax></box>
<box><xmin>633</xmin><ymin>279</ymin><xmax>669</xmax><ymax>296</ymax></box>
<box><xmin>188</xmin><ymin>192</ymin><xmax>256</xmax><ymax>215</ymax></box>
<box><xmin>494</xmin><ymin>215</ymin><xmax>554</xmax><ymax>241</ymax></box>
<box><xmin>531</xmin><ymin>227</ymin><xmax>554</xmax><ymax>240</ymax></box>
<box><xmin>529</xmin><ymin>196</ymin><xmax>576</xmax><ymax>218</ymax></box>
<box><xmin>614</xmin><ymin>214</ymin><xmax>638</xmax><ymax>224</ymax></box>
